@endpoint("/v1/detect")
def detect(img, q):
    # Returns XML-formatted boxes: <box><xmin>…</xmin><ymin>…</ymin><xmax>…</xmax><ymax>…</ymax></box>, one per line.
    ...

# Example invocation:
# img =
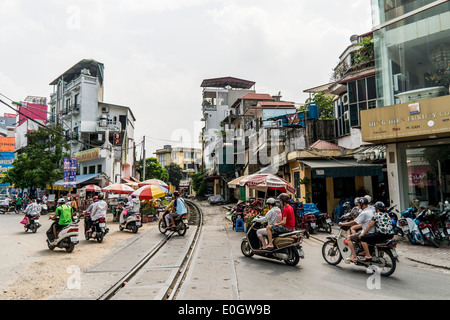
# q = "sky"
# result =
<box><xmin>0</xmin><ymin>0</ymin><xmax>373</xmax><ymax>157</ymax></box>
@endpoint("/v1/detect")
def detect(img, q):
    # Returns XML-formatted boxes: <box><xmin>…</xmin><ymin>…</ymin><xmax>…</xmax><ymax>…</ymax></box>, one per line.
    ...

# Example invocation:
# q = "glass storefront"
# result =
<box><xmin>399</xmin><ymin>138</ymin><xmax>450</xmax><ymax>209</ymax></box>
<box><xmin>372</xmin><ymin>1</ymin><xmax>450</xmax><ymax>107</ymax></box>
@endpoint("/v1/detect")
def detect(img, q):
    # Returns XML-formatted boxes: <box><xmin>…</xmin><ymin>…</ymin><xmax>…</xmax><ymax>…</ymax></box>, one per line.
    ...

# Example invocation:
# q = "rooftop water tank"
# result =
<box><xmin>306</xmin><ymin>102</ymin><xmax>319</xmax><ymax>120</ymax></box>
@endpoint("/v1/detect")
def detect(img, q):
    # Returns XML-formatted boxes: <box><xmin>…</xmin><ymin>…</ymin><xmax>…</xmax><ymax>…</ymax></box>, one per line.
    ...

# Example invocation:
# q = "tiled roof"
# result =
<box><xmin>307</xmin><ymin>140</ymin><xmax>344</xmax><ymax>150</ymax></box>
<box><xmin>240</xmin><ymin>93</ymin><xmax>275</xmax><ymax>101</ymax></box>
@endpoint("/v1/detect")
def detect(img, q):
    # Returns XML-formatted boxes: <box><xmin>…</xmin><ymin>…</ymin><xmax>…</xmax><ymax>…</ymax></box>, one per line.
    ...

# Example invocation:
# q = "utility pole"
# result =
<box><xmin>142</xmin><ymin>135</ymin><xmax>146</xmax><ymax>181</ymax></box>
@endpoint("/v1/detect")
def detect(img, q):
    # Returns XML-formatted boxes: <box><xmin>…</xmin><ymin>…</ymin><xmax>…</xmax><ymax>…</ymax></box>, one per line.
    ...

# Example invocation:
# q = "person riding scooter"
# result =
<box><xmin>253</xmin><ymin>198</ymin><xmax>282</xmax><ymax>250</ymax></box>
<box><xmin>24</xmin><ymin>197</ymin><xmax>42</xmax><ymax>227</ymax></box>
<box><xmin>48</xmin><ymin>198</ymin><xmax>74</xmax><ymax>244</ymax></box>
<box><xmin>87</xmin><ymin>194</ymin><xmax>107</xmax><ymax>233</ymax></box>
<box><xmin>123</xmin><ymin>194</ymin><xmax>140</xmax><ymax>223</ymax></box>
<box><xmin>265</xmin><ymin>193</ymin><xmax>296</xmax><ymax>250</ymax></box>
<box><xmin>83</xmin><ymin>196</ymin><xmax>98</xmax><ymax>233</ymax></box>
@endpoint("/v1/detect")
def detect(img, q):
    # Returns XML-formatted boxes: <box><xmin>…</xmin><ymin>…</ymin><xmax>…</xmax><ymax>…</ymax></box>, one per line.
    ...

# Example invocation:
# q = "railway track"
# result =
<box><xmin>97</xmin><ymin>199</ymin><xmax>203</xmax><ymax>300</ymax></box>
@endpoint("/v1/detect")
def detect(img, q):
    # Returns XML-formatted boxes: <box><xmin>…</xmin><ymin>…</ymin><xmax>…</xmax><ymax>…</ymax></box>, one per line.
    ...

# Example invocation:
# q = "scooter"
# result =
<box><xmin>24</xmin><ymin>215</ymin><xmax>41</xmax><ymax>233</ymax></box>
<box><xmin>41</xmin><ymin>203</ymin><xmax>48</xmax><ymax>215</ymax></box>
<box><xmin>302</xmin><ymin>203</ymin><xmax>320</xmax><ymax>234</ymax></box>
<box><xmin>119</xmin><ymin>209</ymin><xmax>142</xmax><ymax>234</ymax></box>
<box><xmin>321</xmin><ymin>225</ymin><xmax>399</xmax><ymax>277</ymax></box>
<box><xmin>84</xmin><ymin>211</ymin><xmax>109</xmax><ymax>243</ymax></box>
<box><xmin>415</xmin><ymin>209</ymin><xmax>440</xmax><ymax>248</ymax></box>
<box><xmin>387</xmin><ymin>205</ymin><xmax>403</xmax><ymax>237</ymax></box>
<box><xmin>316</xmin><ymin>212</ymin><xmax>332</xmax><ymax>233</ymax></box>
<box><xmin>398</xmin><ymin>206</ymin><xmax>424</xmax><ymax>245</ymax></box>
<box><xmin>158</xmin><ymin>210</ymin><xmax>188</xmax><ymax>236</ymax></box>
<box><xmin>46</xmin><ymin>215</ymin><xmax>80</xmax><ymax>253</ymax></box>
<box><xmin>240</xmin><ymin>217</ymin><xmax>305</xmax><ymax>266</ymax></box>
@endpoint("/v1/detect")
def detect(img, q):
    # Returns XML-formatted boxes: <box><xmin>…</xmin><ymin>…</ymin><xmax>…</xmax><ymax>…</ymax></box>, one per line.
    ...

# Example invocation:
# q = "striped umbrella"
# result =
<box><xmin>230</xmin><ymin>174</ymin><xmax>296</xmax><ymax>194</ymax></box>
<box><xmin>102</xmin><ymin>183</ymin><xmax>134</xmax><ymax>194</ymax></box>
<box><xmin>81</xmin><ymin>184</ymin><xmax>102</xmax><ymax>192</ymax></box>
<box><xmin>132</xmin><ymin>184</ymin><xmax>167</xmax><ymax>200</ymax></box>
<box><xmin>138</xmin><ymin>179</ymin><xmax>169</xmax><ymax>188</ymax></box>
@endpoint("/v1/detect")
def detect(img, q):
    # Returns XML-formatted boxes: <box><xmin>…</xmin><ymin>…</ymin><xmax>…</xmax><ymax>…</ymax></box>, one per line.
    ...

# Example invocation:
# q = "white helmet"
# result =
<box><xmin>57</xmin><ymin>198</ymin><xmax>66</xmax><ymax>204</ymax></box>
<box><xmin>364</xmin><ymin>195</ymin><xmax>372</xmax><ymax>204</ymax></box>
<box><xmin>266</xmin><ymin>198</ymin><xmax>276</xmax><ymax>205</ymax></box>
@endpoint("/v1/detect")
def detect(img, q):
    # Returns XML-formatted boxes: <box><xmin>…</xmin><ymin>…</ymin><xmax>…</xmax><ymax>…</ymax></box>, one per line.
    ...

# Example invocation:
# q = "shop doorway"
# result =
<box><xmin>312</xmin><ymin>178</ymin><xmax>327</xmax><ymax>213</ymax></box>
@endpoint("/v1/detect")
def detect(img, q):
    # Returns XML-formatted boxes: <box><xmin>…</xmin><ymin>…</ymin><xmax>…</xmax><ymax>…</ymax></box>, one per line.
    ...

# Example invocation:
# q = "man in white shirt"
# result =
<box><xmin>87</xmin><ymin>194</ymin><xmax>107</xmax><ymax>232</ymax></box>
<box><xmin>339</xmin><ymin>197</ymin><xmax>374</xmax><ymax>262</ymax></box>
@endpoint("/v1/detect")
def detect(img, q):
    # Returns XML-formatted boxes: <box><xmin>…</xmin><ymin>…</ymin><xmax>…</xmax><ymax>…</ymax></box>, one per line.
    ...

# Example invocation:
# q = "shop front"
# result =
<box><xmin>361</xmin><ymin>95</ymin><xmax>450</xmax><ymax>211</ymax></box>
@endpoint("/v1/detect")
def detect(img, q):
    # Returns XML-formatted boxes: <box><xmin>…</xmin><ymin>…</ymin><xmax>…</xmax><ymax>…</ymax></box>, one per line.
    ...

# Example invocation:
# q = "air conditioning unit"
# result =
<box><xmin>101</xmin><ymin>107</ymin><xmax>109</xmax><ymax>113</ymax></box>
<box><xmin>343</xmin><ymin>111</ymin><xmax>350</xmax><ymax>121</ymax></box>
<box><xmin>342</xmin><ymin>93</ymin><xmax>349</xmax><ymax>106</ymax></box>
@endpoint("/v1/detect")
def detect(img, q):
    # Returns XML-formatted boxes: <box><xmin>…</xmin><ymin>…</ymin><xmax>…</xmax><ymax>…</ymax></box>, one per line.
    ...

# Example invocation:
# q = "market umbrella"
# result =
<box><xmin>132</xmin><ymin>184</ymin><xmax>168</xmax><ymax>200</ymax></box>
<box><xmin>227</xmin><ymin>175</ymin><xmax>249</xmax><ymax>187</ymax></box>
<box><xmin>81</xmin><ymin>184</ymin><xmax>102</xmax><ymax>192</ymax></box>
<box><xmin>124</xmin><ymin>182</ymin><xmax>139</xmax><ymax>190</ymax></box>
<box><xmin>102</xmin><ymin>183</ymin><xmax>135</xmax><ymax>194</ymax></box>
<box><xmin>234</xmin><ymin>174</ymin><xmax>295</xmax><ymax>194</ymax></box>
<box><xmin>138</xmin><ymin>179</ymin><xmax>169</xmax><ymax>188</ymax></box>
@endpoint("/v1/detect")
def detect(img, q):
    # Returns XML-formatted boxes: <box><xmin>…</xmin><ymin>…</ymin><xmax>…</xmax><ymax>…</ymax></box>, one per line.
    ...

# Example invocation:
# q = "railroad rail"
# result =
<box><xmin>97</xmin><ymin>199</ymin><xmax>203</xmax><ymax>300</ymax></box>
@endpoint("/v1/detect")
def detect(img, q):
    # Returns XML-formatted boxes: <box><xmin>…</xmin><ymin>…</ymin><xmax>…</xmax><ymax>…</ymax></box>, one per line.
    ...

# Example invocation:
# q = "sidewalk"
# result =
<box><xmin>223</xmin><ymin>206</ymin><xmax>450</xmax><ymax>271</ymax></box>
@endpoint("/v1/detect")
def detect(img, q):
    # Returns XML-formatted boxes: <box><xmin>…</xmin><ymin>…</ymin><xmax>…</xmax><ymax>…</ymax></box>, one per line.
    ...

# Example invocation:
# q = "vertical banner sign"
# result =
<box><xmin>63</xmin><ymin>158</ymin><xmax>78</xmax><ymax>188</ymax></box>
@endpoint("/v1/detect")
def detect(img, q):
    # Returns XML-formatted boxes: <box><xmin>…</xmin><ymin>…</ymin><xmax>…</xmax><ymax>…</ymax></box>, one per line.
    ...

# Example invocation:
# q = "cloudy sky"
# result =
<box><xmin>0</xmin><ymin>0</ymin><xmax>372</xmax><ymax>156</ymax></box>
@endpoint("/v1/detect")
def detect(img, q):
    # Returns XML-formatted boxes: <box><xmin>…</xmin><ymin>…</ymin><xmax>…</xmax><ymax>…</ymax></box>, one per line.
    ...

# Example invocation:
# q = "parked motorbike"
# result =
<box><xmin>24</xmin><ymin>216</ymin><xmax>41</xmax><ymax>233</ymax></box>
<box><xmin>119</xmin><ymin>209</ymin><xmax>142</xmax><ymax>233</ymax></box>
<box><xmin>84</xmin><ymin>212</ymin><xmax>109</xmax><ymax>243</ymax></box>
<box><xmin>387</xmin><ymin>205</ymin><xmax>404</xmax><ymax>237</ymax></box>
<box><xmin>436</xmin><ymin>208</ymin><xmax>450</xmax><ymax>243</ymax></box>
<box><xmin>158</xmin><ymin>210</ymin><xmax>188</xmax><ymax>236</ymax></box>
<box><xmin>302</xmin><ymin>203</ymin><xmax>319</xmax><ymax>234</ymax></box>
<box><xmin>41</xmin><ymin>203</ymin><xmax>48</xmax><ymax>215</ymax></box>
<box><xmin>46</xmin><ymin>215</ymin><xmax>80</xmax><ymax>253</ymax></box>
<box><xmin>316</xmin><ymin>212</ymin><xmax>332</xmax><ymax>233</ymax></box>
<box><xmin>415</xmin><ymin>208</ymin><xmax>441</xmax><ymax>248</ymax></box>
<box><xmin>231</xmin><ymin>202</ymin><xmax>247</xmax><ymax>230</ymax></box>
<box><xmin>398</xmin><ymin>206</ymin><xmax>424</xmax><ymax>245</ymax></box>
<box><xmin>322</xmin><ymin>225</ymin><xmax>399</xmax><ymax>277</ymax></box>
<box><xmin>241</xmin><ymin>217</ymin><xmax>305</xmax><ymax>266</ymax></box>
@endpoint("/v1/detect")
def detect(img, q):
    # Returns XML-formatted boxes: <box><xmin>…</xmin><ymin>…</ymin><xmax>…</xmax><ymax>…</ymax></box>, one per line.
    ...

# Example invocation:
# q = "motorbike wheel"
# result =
<box><xmin>47</xmin><ymin>240</ymin><xmax>55</xmax><ymax>250</ymax></box>
<box><xmin>374</xmin><ymin>248</ymin><xmax>396</xmax><ymax>277</ymax></box>
<box><xmin>177</xmin><ymin>222</ymin><xmax>187</xmax><ymax>236</ymax></box>
<box><xmin>324</xmin><ymin>224</ymin><xmax>332</xmax><ymax>234</ymax></box>
<box><xmin>31</xmin><ymin>225</ymin><xmax>37</xmax><ymax>234</ymax></box>
<box><xmin>241</xmin><ymin>240</ymin><xmax>254</xmax><ymax>257</ymax></box>
<box><xmin>322</xmin><ymin>240</ymin><xmax>342</xmax><ymax>266</ymax></box>
<box><xmin>426</xmin><ymin>234</ymin><xmax>440</xmax><ymax>248</ymax></box>
<box><xmin>97</xmin><ymin>233</ymin><xmax>104</xmax><ymax>243</ymax></box>
<box><xmin>131</xmin><ymin>223</ymin><xmax>138</xmax><ymax>234</ymax></box>
<box><xmin>158</xmin><ymin>219</ymin><xmax>168</xmax><ymax>234</ymax></box>
<box><xmin>284</xmin><ymin>247</ymin><xmax>300</xmax><ymax>266</ymax></box>
<box><xmin>66</xmin><ymin>242</ymin><xmax>75</xmax><ymax>253</ymax></box>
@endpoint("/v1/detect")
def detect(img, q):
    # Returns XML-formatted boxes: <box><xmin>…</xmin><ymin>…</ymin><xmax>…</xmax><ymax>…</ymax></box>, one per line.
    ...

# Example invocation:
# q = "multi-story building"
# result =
<box><xmin>362</xmin><ymin>0</ymin><xmax>450</xmax><ymax>210</ymax></box>
<box><xmin>154</xmin><ymin>145</ymin><xmax>202</xmax><ymax>194</ymax></box>
<box><xmin>48</xmin><ymin>59</ymin><xmax>136</xmax><ymax>187</ymax></box>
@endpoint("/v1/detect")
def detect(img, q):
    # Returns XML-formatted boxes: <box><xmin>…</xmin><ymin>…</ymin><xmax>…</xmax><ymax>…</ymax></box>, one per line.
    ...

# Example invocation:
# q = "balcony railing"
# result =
<box><xmin>97</xmin><ymin>120</ymin><xmax>121</xmax><ymax>132</ymax></box>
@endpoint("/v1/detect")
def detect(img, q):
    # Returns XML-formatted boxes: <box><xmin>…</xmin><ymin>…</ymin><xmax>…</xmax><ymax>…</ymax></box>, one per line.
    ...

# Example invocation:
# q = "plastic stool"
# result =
<box><xmin>235</xmin><ymin>218</ymin><xmax>245</xmax><ymax>232</ymax></box>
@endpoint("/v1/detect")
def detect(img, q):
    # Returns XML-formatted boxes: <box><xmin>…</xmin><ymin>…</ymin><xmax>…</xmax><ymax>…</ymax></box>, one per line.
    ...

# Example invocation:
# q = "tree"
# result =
<box><xmin>136</xmin><ymin>157</ymin><xmax>169</xmax><ymax>181</ymax></box>
<box><xmin>191</xmin><ymin>171</ymin><xmax>206</xmax><ymax>197</ymax></box>
<box><xmin>301</xmin><ymin>91</ymin><xmax>334</xmax><ymax>120</ymax></box>
<box><xmin>2</xmin><ymin>125</ymin><xmax>69</xmax><ymax>191</ymax></box>
<box><xmin>166</xmin><ymin>163</ymin><xmax>184</xmax><ymax>188</ymax></box>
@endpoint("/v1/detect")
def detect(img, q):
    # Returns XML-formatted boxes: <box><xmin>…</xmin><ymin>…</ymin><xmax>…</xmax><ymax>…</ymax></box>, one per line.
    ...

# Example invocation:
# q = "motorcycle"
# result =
<box><xmin>119</xmin><ymin>208</ymin><xmax>142</xmax><ymax>233</ymax></box>
<box><xmin>398</xmin><ymin>206</ymin><xmax>424</xmax><ymax>245</ymax></box>
<box><xmin>322</xmin><ymin>225</ymin><xmax>399</xmax><ymax>277</ymax></box>
<box><xmin>436</xmin><ymin>208</ymin><xmax>450</xmax><ymax>243</ymax></box>
<box><xmin>415</xmin><ymin>208</ymin><xmax>441</xmax><ymax>248</ymax></box>
<box><xmin>387</xmin><ymin>205</ymin><xmax>403</xmax><ymax>237</ymax></box>
<box><xmin>241</xmin><ymin>217</ymin><xmax>305</xmax><ymax>266</ymax></box>
<box><xmin>41</xmin><ymin>203</ymin><xmax>48</xmax><ymax>215</ymax></box>
<box><xmin>46</xmin><ymin>215</ymin><xmax>80</xmax><ymax>253</ymax></box>
<box><xmin>158</xmin><ymin>210</ymin><xmax>188</xmax><ymax>236</ymax></box>
<box><xmin>84</xmin><ymin>212</ymin><xmax>109</xmax><ymax>243</ymax></box>
<box><xmin>231</xmin><ymin>202</ymin><xmax>247</xmax><ymax>230</ymax></box>
<box><xmin>24</xmin><ymin>215</ymin><xmax>41</xmax><ymax>233</ymax></box>
<box><xmin>301</xmin><ymin>203</ymin><xmax>319</xmax><ymax>234</ymax></box>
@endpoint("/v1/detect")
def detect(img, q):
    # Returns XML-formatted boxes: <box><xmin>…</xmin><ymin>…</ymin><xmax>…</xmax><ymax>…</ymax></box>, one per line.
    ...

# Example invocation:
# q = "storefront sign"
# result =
<box><xmin>361</xmin><ymin>95</ymin><xmax>450</xmax><ymax>143</ymax></box>
<box><xmin>0</xmin><ymin>137</ymin><xmax>15</xmax><ymax>152</ymax></box>
<box><xmin>74</xmin><ymin>148</ymin><xmax>100</xmax><ymax>163</ymax></box>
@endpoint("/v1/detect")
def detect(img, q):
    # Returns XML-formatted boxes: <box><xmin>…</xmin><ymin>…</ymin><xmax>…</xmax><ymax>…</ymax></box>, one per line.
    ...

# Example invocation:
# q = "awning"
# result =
<box><xmin>53</xmin><ymin>174</ymin><xmax>100</xmax><ymax>186</ymax></box>
<box><xmin>301</xmin><ymin>159</ymin><xmax>383</xmax><ymax>179</ymax></box>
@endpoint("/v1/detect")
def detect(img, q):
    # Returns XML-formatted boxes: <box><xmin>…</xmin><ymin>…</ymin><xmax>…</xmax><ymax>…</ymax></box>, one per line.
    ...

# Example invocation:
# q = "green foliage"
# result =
<box><xmin>353</xmin><ymin>36</ymin><xmax>374</xmax><ymax>65</ymax></box>
<box><xmin>136</xmin><ymin>157</ymin><xmax>169</xmax><ymax>182</ymax></box>
<box><xmin>2</xmin><ymin>125</ymin><xmax>69</xmax><ymax>189</ymax></box>
<box><xmin>166</xmin><ymin>163</ymin><xmax>183</xmax><ymax>188</ymax></box>
<box><xmin>191</xmin><ymin>171</ymin><xmax>206</xmax><ymax>197</ymax></box>
<box><xmin>301</xmin><ymin>91</ymin><xmax>334</xmax><ymax>120</ymax></box>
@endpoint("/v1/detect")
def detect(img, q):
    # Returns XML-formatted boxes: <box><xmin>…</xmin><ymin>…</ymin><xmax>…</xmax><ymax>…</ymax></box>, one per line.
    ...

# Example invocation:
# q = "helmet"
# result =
<box><xmin>374</xmin><ymin>201</ymin><xmax>386</xmax><ymax>211</ymax></box>
<box><xmin>93</xmin><ymin>196</ymin><xmax>98</xmax><ymax>201</ymax></box>
<box><xmin>57</xmin><ymin>198</ymin><xmax>66</xmax><ymax>204</ymax></box>
<box><xmin>359</xmin><ymin>197</ymin><xmax>369</xmax><ymax>205</ymax></box>
<box><xmin>354</xmin><ymin>197</ymin><xmax>361</xmax><ymax>206</ymax></box>
<box><xmin>364</xmin><ymin>195</ymin><xmax>372</xmax><ymax>204</ymax></box>
<box><xmin>266</xmin><ymin>198</ymin><xmax>276</xmax><ymax>205</ymax></box>
<box><xmin>278</xmin><ymin>193</ymin><xmax>290</xmax><ymax>203</ymax></box>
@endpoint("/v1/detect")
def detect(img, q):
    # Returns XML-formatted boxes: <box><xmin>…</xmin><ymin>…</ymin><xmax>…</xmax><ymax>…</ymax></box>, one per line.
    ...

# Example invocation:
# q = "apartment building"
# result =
<box><xmin>48</xmin><ymin>59</ymin><xmax>136</xmax><ymax>187</ymax></box>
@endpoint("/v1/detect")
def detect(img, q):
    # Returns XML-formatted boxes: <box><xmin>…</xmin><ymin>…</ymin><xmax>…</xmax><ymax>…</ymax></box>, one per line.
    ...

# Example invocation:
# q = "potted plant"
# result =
<box><xmin>141</xmin><ymin>203</ymin><xmax>157</xmax><ymax>223</ymax></box>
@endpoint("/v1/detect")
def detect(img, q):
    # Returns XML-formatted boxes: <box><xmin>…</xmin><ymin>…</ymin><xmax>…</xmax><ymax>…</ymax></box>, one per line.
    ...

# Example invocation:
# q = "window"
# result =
<box><xmin>97</xmin><ymin>164</ymin><xmax>102</xmax><ymax>173</ymax></box>
<box><xmin>83</xmin><ymin>167</ymin><xmax>88</xmax><ymax>175</ymax></box>
<box><xmin>334</xmin><ymin>177</ymin><xmax>356</xmax><ymax>199</ymax></box>
<box><xmin>89</xmin><ymin>166</ymin><xmax>95</xmax><ymax>174</ymax></box>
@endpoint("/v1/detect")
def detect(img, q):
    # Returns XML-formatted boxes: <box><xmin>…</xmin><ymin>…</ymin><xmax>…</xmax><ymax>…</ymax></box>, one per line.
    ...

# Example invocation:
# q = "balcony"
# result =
<box><xmin>97</xmin><ymin>119</ymin><xmax>121</xmax><ymax>132</ymax></box>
